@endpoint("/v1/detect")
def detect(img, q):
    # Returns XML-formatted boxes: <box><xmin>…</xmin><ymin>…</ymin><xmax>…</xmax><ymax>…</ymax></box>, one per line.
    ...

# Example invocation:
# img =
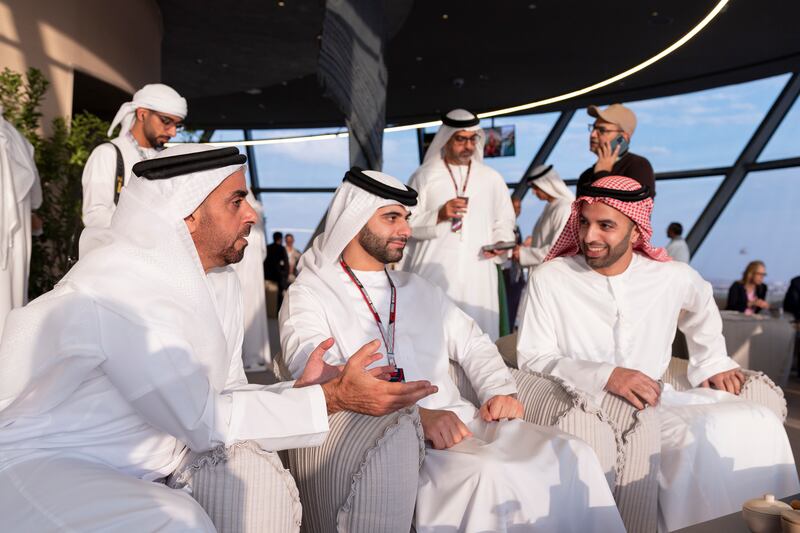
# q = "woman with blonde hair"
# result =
<box><xmin>726</xmin><ymin>260</ymin><xmax>769</xmax><ymax>314</ymax></box>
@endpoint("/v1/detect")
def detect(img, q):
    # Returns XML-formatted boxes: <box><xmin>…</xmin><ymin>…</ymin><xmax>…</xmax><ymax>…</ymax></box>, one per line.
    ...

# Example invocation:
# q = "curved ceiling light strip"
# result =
<box><xmin>192</xmin><ymin>0</ymin><xmax>728</xmax><ymax>147</ymax></box>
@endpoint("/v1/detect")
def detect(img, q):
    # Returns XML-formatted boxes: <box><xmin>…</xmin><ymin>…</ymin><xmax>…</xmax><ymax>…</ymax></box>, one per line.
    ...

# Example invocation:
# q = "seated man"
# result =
<box><xmin>516</xmin><ymin>175</ymin><xmax>799</xmax><ymax>531</ymax></box>
<box><xmin>0</xmin><ymin>146</ymin><xmax>435</xmax><ymax>531</ymax></box>
<box><xmin>280</xmin><ymin>167</ymin><xmax>625</xmax><ymax>532</ymax></box>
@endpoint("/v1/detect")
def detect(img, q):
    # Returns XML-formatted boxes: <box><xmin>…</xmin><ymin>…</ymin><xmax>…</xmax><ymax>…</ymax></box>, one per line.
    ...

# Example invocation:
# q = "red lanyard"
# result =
<box><xmin>445</xmin><ymin>160</ymin><xmax>471</xmax><ymax>196</ymax></box>
<box><xmin>339</xmin><ymin>259</ymin><xmax>397</xmax><ymax>364</ymax></box>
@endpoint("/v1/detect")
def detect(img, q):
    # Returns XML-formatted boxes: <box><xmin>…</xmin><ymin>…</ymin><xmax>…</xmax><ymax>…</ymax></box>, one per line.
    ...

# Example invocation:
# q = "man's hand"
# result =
<box><xmin>294</xmin><ymin>338</ymin><xmax>343</xmax><ymax>388</ymax></box>
<box><xmin>321</xmin><ymin>340</ymin><xmax>438</xmax><ymax>416</ymax></box>
<box><xmin>478</xmin><ymin>395</ymin><xmax>524</xmax><ymax>422</ymax></box>
<box><xmin>437</xmin><ymin>197</ymin><xmax>468</xmax><ymax>223</ymax></box>
<box><xmin>512</xmin><ymin>245</ymin><xmax>521</xmax><ymax>262</ymax></box>
<box><xmin>419</xmin><ymin>407</ymin><xmax>472</xmax><ymax>449</ymax></box>
<box><xmin>523</xmin><ymin>235</ymin><xmax>533</xmax><ymax>247</ymax></box>
<box><xmin>701</xmin><ymin>368</ymin><xmax>745</xmax><ymax>395</ymax></box>
<box><xmin>605</xmin><ymin>367</ymin><xmax>661</xmax><ymax>410</ymax></box>
<box><xmin>481</xmin><ymin>245</ymin><xmax>507</xmax><ymax>260</ymax></box>
<box><xmin>593</xmin><ymin>140</ymin><xmax>621</xmax><ymax>174</ymax></box>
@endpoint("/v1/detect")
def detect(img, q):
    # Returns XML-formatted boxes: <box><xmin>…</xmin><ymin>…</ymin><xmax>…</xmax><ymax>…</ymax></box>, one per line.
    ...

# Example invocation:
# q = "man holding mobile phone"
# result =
<box><xmin>578</xmin><ymin>103</ymin><xmax>656</xmax><ymax>197</ymax></box>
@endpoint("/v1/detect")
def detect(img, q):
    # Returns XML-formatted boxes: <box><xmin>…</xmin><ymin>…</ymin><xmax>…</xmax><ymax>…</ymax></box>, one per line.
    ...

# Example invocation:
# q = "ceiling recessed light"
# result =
<box><xmin>245</xmin><ymin>88</ymin><xmax>262</xmax><ymax>95</ymax></box>
<box><xmin>415</xmin><ymin>56</ymin><xmax>423</xmax><ymax>62</ymax></box>
<box><xmin>277</xmin><ymin>1</ymin><xmax>285</xmax><ymax>6</ymax></box>
<box><xmin>528</xmin><ymin>3</ymin><xmax>536</xmax><ymax>9</ymax></box>
<box><xmin>442</xmin><ymin>14</ymin><xmax>449</xmax><ymax>20</ymax></box>
<box><xmin>195</xmin><ymin>58</ymin><xmax>203</xmax><ymax>64</ymax></box>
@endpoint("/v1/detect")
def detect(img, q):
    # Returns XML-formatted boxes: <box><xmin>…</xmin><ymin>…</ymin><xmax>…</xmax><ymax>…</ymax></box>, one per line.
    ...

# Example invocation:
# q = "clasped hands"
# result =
<box><xmin>605</xmin><ymin>366</ymin><xmax>746</xmax><ymax>410</ymax></box>
<box><xmin>419</xmin><ymin>395</ymin><xmax>523</xmax><ymax>450</ymax></box>
<box><xmin>294</xmin><ymin>337</ymin><xmax>437</xmax><ymax>416</ymax></box>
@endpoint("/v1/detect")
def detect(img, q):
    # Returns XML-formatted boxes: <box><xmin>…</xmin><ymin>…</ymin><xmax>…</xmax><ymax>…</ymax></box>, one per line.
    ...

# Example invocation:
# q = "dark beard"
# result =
<box><xmin>581</xmin><ymin>223</ymin><xmax>634</xmax><ymax>270</ymax></box>
<box><xmin>358</xmin><ymin>225</ymin><xmax>405</xmax><ymax>264</ymax></box>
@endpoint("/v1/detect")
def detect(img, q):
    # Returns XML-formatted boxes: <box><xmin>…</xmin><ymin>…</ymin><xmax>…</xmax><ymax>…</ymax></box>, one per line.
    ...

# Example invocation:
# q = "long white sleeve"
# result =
<box><xmin>81</xmin><ymin>143</ymin><xmax>118</xmax><ymax>229</ymax></box>
<box><xmin>518</xmin><ymin>204</ymin><xmax>572</xmax><ymax>267</ymax></box>
<box><xmin>98</xmin><ymin>308</ymin><xmax>328</xmax><ymax>453</ymax></box>
<box><xmin>408</xmin><ymin>170</ymin><xmax>448</xmax><ymax>241</ymax></box>
<box><xmin>441</xmin><ymin>290</ymin><xmax>517</xmax><ymax>404</ymax></box>
<box><xmin>679</xmin><ymin>269</ymin><xmax>740</xmax><ymax>386</ymax></box>
<box><xmin>279</xmin><ymin>284</ymin><xmax>344</xmax><ymax>379</ymax></box>
<box><xmin>516</xmin><ymin>273</ymin><xmax>616</xmax><ymax>403</ymax></box>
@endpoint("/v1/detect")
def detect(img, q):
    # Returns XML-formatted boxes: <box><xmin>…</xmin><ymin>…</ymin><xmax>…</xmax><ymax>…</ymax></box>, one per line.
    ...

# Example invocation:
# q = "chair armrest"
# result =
<box><xmin>740</xmin><ymin>369</ymin><xmax>788</xmax><ymax>422</ymax></box>
<box><xmin>288</xmin><ymin>407</ymin><xmax>423</xmax><ymax>533</ymax></box>
<box><xmin>167</xmin><ymin>440</ymin><xmax>301</xmax><ymax>533</ymax></box>
<box><xmin>512</xmin><ymin>368</ymin><xmax>660</xmax><ymax>533</ymax></box>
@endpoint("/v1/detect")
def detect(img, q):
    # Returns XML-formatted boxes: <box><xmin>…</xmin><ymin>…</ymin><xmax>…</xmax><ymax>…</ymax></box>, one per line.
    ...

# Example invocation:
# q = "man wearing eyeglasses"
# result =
<box><xmin>80</xmin><ymin>84</ymin><xmax>187</xmax><ymax>251</ymax></box>
<box><xmin>401</xmin><ymin>109</ymin><xmax>516</xmax><ymax>340</ymax></box>
<box><xmin>578</xmin><ymin>103</ymin><xmax>655</xmax><ymax>197</ymax></box>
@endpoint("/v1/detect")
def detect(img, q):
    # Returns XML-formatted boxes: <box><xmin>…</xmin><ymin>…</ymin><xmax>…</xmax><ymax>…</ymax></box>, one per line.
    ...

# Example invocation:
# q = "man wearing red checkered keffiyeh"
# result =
<box><xmin>545</xmin><ymin>175</ymin><xmax>670</xmax><ymax>263</ymax></box>
<box><xmin>516</xmin><ymin>174</ymin><xmax>800</xmax><ymax>530</ymax></box>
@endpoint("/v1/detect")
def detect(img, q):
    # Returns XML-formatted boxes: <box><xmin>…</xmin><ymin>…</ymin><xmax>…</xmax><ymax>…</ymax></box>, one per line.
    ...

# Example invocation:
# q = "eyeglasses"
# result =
<box><xmin>588</xmin><ymin>124</ymin><xmax>623</xmax><ymax>135</ymax></box>
<box><xmin>452</xmin><ymin>134</ymin><xmax>479</xmax><ymax>145</ymax></box>
<box><xmin>153</xmin><ymin>112</ymin><xmax>185</xmax><ymax>132</ymax></box>
<box><xmin>754</xmin><ymin>271</ymin><xmax>767</xmax><ymax>276</ymax></box>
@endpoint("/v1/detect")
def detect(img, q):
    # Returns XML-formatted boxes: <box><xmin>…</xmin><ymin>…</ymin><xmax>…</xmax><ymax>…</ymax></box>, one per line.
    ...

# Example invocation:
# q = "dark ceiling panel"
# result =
<box><xmin>157</xmin><ymin>0</ymin><xmax>800</xmax><ymax>129</ymax></box>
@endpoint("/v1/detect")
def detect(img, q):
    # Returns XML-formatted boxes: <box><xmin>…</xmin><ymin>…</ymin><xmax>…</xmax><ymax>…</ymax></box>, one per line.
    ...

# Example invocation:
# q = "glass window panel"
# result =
<box><xmin>383</xmin><ymin>128</ymin><xmax>421</xmax><ymax>182</ymax></box>
<box><xmin>173</xmin><ymin>129</ymin><xmax>205</xmax><ymax>143</ymax></box>
<box><xmin>210</xmin><ymin>130</ymin><xmax>246</xmax><ymax>142</ymax></box>
<box><xmin>691</xmin><ymin>168</ymin><xmax>800</xmax><ymax>296</ymax></box>
<box><xmin>759</xmin><ymin>90</ymin><xmax>800</xmax><ymax>162</ymax></box>
<box><xmin>259</xmin><ymin>192</ymin><xmax>333</xmax><ymax>251</ymax></box>
<box><xmin>549</xmin><ymin>74</ymin><xmax>790</xmax><ymax>178</ymax></box>
<box><xmin>250</xmin><ymin>128</ymin><xmax>348</xmax><ymax>188</ymax></box>
<box><xmin>649</xmin><ymin>176</ymin><xmax>724</xmax><ymax>248</ymax></box>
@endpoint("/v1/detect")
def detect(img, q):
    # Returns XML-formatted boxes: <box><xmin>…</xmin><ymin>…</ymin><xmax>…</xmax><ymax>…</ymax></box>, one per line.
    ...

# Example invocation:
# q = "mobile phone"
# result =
<box><xmin>609</xmin><ymin>134</ymin><xmax>629</xmax><ymax>155</ymax></box>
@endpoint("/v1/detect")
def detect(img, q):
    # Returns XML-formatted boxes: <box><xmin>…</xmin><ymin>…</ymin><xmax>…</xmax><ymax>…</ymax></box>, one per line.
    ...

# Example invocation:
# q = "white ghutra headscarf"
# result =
<box><xmin>108</xmin><ymin>83</ymin><xmax>188</xmax><ymax>137</ymax></box>
<box><xmin>421</xmin><ymin>109</ymin><xmax>485</xmax><ymax>166</ymax></box>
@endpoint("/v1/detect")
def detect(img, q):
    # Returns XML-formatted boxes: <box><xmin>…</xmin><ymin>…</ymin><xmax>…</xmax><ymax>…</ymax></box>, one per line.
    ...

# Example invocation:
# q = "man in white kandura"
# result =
<box><xmin>80</xmin><ymin>84</ymin><xmax>186</xmax><ymax>254</ymax></box>
<box><xmin>665</xmin><ymin>221</ymin><xmax>690</xmax><ymax>263</ymax></box>
<box><xmin>402</xmin><ymin>109</ymin><xmax>516</xmax><ymax>340</ymax></box>
<box><xmin>280</xmin><ymin>167</ymin><xmax>625</xmax><ymax>533</ymax></box>
<box><xmin>516</xmin><ymin>175</ymin><xmax>799</xmax><ymax>531</ymax></box>
<box><xmin>0</xmin><ymin>111</ymin><xmax>41</xmax><ymax>336</ymax></box>
<box><xmin>231</xmin><ymin>189</ymin><xmax>272</xmax><ymax>369</ymax></box>
<box><xmin>512</xmin><ymin>164</ymin><xmax>574</xmax><ymax>270</ymax></box>
<box><xmin>0</xmin><ymin>146</ymin><xmax>435</xmax><ymax>531</ymax></box>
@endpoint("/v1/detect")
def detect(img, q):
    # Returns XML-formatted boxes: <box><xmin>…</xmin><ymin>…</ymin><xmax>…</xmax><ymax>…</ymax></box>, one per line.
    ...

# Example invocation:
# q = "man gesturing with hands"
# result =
<box><xmin>280</xmin><ymin>168</ymin><xmax>624</xmax><ymax>532</ymax></box>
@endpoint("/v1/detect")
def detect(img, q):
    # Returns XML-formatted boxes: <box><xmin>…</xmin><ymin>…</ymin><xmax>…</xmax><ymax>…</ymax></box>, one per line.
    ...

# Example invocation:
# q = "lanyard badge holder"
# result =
<box><xmin>340</xmin><ymin>259</ymin><xmax>405</xmax><ymax>382</ymax></box>
<box><xmin>445</xmin><ymin>161</ymin><xmax>470</xmax><ymax>234</ymax></box>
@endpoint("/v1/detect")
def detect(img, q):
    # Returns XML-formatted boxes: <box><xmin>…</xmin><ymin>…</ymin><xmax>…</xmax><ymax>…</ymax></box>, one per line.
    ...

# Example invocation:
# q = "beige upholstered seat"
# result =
<box><xmin>497</xmin><ymin>332</ymin><xmax>787</xmax><ymax>533</ymax></box>
<box><xmin>172</xmin><ymin>335</ymin><xmax>785</xmax><ymax>533</ymax></box>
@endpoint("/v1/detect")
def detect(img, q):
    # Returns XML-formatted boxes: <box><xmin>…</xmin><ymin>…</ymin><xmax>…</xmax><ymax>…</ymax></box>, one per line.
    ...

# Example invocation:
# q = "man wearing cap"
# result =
<box><xmin>0</xmin><ymin>146</ymin><xmax>436</xmax><ymax>531</ymax></box>
<box><xmin>512</xmin><ymin>164</ymin><xmax>574</xmax><ymax>270</ymax></box>
<box><xmin>81</xmin><ymin>84</ymin><xmax>188</xmax><ymax>245</ymax></box>
<box><xmin>516</xmin><ymin>175</ymin><xmax>798</xmax><ymax>530</ymax></box>
<box><xmin>402</xmin><ymin>109</ymin><xmax>516</xmax><ymax>340</ymax></box>
<box><xmin>280</xmin><ymin>167</ymin><xmax>624</xmax><ymax>532</ymax></box>
<box><xmin>579</xmin><ymin>103</ymin><xmax>655</xmax><ymax>196</ymax></box>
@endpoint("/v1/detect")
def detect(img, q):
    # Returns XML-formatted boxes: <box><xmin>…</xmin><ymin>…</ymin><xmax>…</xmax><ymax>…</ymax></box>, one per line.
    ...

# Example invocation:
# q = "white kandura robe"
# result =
<box><xmin>518</xmin><ymin>198</ymin><xmax>572</xmax><ymax>268</ymax></box>
<box><xmin>0</xmin><ymin>117</ymin><xmax>40</xmax><ymax>337</ymax></box>
<box><xmin>232</xmin><ymin>193</ymin><xmax>272</xmax><ymax>368</ymax></box>
<box><xmin>402</xmin><ymin>158</ymin><xmax>516</xmax><ymax>340</ymax></box>
<box><xmin>0</xmin><ymin>145</ymin><xmax>329</xmax><ymax>531</ymax></box>
<box><xmin>81</xmin><ymin>132</ymin><xmax>156</xmax><ymax>228</ymax></box>
<box><xmin>281</xmin><ymin>267</ymin><xmax>625</xmax><ymax>533</ymax></box>
<box><xmin>517</xmin><ymin>253</ymin><xmax>800</xmax><ymax>531</ymax></box>
<box><xmin>665</xmin><ymin>237</ymin><xmax>690</xmax><ymax>263</ymax></box>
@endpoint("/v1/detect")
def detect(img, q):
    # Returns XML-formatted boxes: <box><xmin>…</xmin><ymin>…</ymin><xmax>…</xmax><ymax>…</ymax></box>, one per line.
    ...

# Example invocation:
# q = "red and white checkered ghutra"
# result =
<box><xmin>545</xmin><ymin>175</ymin><xmax>671</xmax><ymax>262</ymax></box>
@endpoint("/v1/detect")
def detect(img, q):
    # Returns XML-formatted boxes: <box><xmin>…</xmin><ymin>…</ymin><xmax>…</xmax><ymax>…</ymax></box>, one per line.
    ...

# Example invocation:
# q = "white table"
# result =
<box><xmin>720</xmin><ymin>310</ymin><xmax>796</xmax><ymax>387</ymax></box>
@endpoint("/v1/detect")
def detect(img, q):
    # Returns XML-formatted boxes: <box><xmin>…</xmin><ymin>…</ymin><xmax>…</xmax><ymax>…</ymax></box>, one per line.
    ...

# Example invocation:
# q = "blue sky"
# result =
<box><xmin>205</xmin><ymin>73</ymin><xmax>800</xmax><ymax>290</ymax></box>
